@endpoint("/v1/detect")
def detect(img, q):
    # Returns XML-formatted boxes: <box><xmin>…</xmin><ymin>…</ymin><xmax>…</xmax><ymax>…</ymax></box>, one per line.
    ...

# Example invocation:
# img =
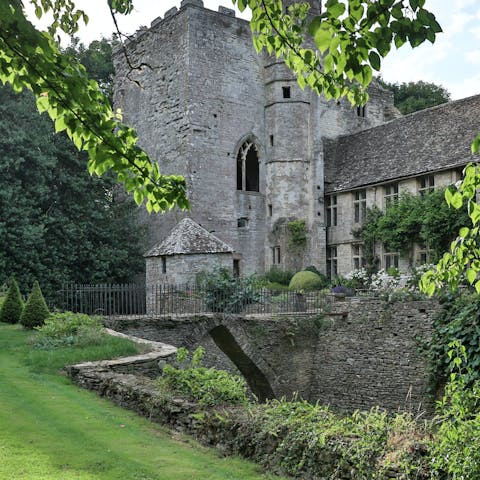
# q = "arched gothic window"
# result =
<box><xmin>236</xmin><ymin>140</ymin><xmax>259</xmax><ymax>192</ymax></box>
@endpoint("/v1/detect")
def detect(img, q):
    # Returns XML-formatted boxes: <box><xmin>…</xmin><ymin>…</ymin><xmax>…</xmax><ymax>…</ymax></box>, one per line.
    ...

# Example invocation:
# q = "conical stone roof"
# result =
<box><xmin>144</xmin><ymin>218</ymin><xmax>234</xmax><ymax>257</ymax></box>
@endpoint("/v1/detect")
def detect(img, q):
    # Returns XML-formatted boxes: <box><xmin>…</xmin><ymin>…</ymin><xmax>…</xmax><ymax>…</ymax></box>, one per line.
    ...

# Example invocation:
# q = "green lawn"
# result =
<box><xmin>0</xmin><ymin>324</ymin><xmax>282</xmax><ymax>480</ymax></box>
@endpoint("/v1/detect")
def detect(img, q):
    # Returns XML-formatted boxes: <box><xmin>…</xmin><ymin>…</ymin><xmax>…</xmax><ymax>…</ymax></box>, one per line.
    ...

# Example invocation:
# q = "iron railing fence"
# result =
<box><xmin>57</xmin><ymin>283</ymin><xmax>147</xmax><ymax>316</ymax></box>
<box><xmin>56</xmin><ymin>283</ymin><xmax>332</xmax><ymax>317</ymax></box>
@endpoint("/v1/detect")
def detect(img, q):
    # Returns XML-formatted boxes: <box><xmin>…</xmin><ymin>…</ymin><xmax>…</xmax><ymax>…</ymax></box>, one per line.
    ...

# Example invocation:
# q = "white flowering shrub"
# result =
<box><xmin>344</xmin><ymin>268</ymin><xmax>370</xmax><ymax>290</ymax></box>
<box><xmin>369</xmin><ymin>269</ymin><xmax>401</xmax><ymax>292</ymax></box>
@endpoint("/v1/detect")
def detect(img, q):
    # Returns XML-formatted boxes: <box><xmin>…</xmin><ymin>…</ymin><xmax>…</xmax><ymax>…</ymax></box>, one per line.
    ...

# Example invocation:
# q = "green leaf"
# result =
<box><xmin>237</xmin><ymin>0</ymin><xmax>247</xmax><ymax>12</ymax></box>
<box><xmin>368</xmin><ymin>51</ymin><xmax>381</xmax><ymax>71</ymax></box>
<box><xmin>314</xmin><ymin>26</ymin><xmax>332</xmax><ymax>53</ymax></box>
<box><xmin>467</xmin><ymin>268</ymin><xmax>477</xmax><ymax>285</ymax></box>
<box><xmin>133</xmin><ymin>189</ymin><xmax>144</xmax><ymax>206</ymax></box>
<box><xmin>327</xmin><ymin>2</ymin><xmax>346</xmax><ymax>19</ymax></box>
<box><xmin>451</xmin><ymin>192</ymin><xmax>463</xmax><ymax>209</ymax></box>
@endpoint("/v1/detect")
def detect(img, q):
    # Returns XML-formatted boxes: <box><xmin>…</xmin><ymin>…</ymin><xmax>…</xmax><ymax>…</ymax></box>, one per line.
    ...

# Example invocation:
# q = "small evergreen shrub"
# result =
<box><xmin>289</xmin><ymin>271</ymin><xmax>324</xmax><ymax>291</ymax></box>
<box><xmin>19</xmin><ymin>281</ymin><xmax>50</xmax><ymax>329</ymax></box>
<box><xmin>0</xmin><ymin>278</ymin><xmax>24</xmax><ymax>324</ymax></box>
<box><xmin>34</xmin><ymin>312</ymin><xmax>105</xmax><ymax>349</ymax></box>
<box><xmin>263</xmin><ymin>268</ymin><xmax>294</xmax><ymax>286</ymax></box>
<box><xmin>198</xmin><ymin>267</ymin><xmax>261</xmax><ymax>313</ymax></box>
<box><xmin>157</xmin><ymin>347</ymin><xmax>249</xmax><ymax>406</ymax></box>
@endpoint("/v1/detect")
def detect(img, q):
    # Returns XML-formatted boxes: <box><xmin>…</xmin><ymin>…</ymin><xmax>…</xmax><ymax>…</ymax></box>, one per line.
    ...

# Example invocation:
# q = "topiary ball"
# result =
<box><xmin>0</xmin><ymin>278</ymin><xmax>24</xmax><ymax>324</ymax></box>
<box><xmin>289</xmin><ymin>271</ymin><xmax>324</xmax><ymax>291</ymax></box>
<box><xmin>20</xmin><ymin>281</ymin><xmax>50</xmax><ymax>329</ymax></box>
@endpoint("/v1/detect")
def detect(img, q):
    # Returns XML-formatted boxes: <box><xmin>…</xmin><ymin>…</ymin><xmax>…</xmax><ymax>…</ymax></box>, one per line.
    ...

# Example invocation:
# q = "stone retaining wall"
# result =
<box><xmin>65</xmin><ymin>358</ymin><xmax>422</xmax><ymax>480</ymax></box>
<box><xmin>104</xmin><ymin>297</ymin><xmax>440</xmax><ymax>413</ymax></box>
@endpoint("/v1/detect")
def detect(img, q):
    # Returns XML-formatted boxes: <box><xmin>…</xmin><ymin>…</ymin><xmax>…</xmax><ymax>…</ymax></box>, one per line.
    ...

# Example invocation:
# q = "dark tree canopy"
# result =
<box><xmin>64</xmin><ymin>37</ymin><xmax>116</xmax><ymax>100</ymax></box>
<box><xmin>0</xmin><ymin>83</ymin><xmax>145</xmax><ymax>300</ymax></box>
<box><xmin>379</xmin><ymin>79</ymin><xmax>451</xmax><ymax>114</ymax></box>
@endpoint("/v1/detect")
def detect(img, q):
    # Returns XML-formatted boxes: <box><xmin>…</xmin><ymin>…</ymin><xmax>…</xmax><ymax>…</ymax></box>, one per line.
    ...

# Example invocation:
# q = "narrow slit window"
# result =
<box><xmin>272</xmin><ymin>246</ymin><xmax>281</xmax><ymax>265</ymax></box>
<box><xmin>161</xmin><ymin>256</ymin><xmax>167</xmax><ymax>274</ymax></box>
<box><xmin>233</xmin><ymin>259</ymin><xmax>240</xmax><ymax>277</ymax></box>
<box><xmin>356</xmin><ymin>105</ymin><xmax>366</xmax><ymax>117</ymax></box>
<box><xmin>237</xmin><ymin>217</ymin><xmax>248</xmax><ymax>228</ymax></box>
<box><xmin>282</xmin><ymin>86</ymin><xmax>291</xmax><ymax>99</ymax></box>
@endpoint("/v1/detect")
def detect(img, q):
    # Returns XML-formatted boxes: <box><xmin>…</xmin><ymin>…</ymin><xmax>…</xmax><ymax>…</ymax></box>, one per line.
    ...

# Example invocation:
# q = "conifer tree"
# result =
<box><xmin>20</xmin><ymin>281</ymin><xmax>50</xmax><ymax>329</ymax></box>
<box><xmin>0</xmin><ymin>278</ymin><xmax>24</xmax><ymax>324</ymax></box>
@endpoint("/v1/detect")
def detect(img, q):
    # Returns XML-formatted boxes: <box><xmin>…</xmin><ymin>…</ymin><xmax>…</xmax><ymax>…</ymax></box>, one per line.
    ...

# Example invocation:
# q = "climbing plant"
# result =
<box><xmin>287</xmin><ymin>219</ymin><xmax>307</xmax><ymax>247</ymax></box>
<box><xmin>355</xmin><ymin>190</ymin><xmax>470</xmax><ymax>267</ymax></box>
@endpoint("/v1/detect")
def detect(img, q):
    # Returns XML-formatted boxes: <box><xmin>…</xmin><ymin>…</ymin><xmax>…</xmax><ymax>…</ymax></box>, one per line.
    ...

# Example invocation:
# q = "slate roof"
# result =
<box><xmin>144</xmin><ymin>218</ymin><xmax>234</xmax><ymax>257</ymax></box>
<box><xmin>325</xmin><ymin>94</ymin><xmax>480</xmax><ymax>193</ymax></box>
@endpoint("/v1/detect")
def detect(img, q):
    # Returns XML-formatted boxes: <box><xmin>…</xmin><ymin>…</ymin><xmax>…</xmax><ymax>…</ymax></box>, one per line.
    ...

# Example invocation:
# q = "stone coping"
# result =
<box><xmin>66</xmin><ymin>329</ymin><xmax>177</xmax><ymax>374</ymax></box>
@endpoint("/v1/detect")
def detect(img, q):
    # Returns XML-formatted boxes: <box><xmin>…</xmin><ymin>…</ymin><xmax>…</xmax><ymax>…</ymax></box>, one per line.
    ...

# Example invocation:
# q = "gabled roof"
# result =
<box><xmin>324</xmin><ymin>94</ymin><xmax>480</xmax><ymax>193</ymax></box>
<box><xmin>144</xmin><ymin>218</ymin><xmax>234</xmax><ymax>257</ymax></box>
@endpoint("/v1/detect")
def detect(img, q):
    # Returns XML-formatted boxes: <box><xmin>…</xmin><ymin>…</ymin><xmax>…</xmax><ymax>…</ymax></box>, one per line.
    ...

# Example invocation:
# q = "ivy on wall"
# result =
<box><xmin>287</xmin><ymin>219</ymin><xmax>307</xmax><ymax>247</ymax></box>
<box><xmin>354</xmin><ymin>190</ymin><xmax>470</xmax><ymax>267</ymax></box>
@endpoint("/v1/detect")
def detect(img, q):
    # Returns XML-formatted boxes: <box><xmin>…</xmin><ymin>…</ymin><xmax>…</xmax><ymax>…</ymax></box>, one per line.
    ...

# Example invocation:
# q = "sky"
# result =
<box><xmin>26</xmin><ymin>0</ymin><xmax>480</xmax><ymax>100</ymax></box>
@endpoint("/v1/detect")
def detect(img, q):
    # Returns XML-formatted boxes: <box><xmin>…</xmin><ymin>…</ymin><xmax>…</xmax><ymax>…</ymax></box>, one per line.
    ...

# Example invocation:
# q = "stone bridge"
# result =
<box><xmin>105</xmin><ymin>297</ymin><xmax>440</xmax><ymax>412</ymax></box>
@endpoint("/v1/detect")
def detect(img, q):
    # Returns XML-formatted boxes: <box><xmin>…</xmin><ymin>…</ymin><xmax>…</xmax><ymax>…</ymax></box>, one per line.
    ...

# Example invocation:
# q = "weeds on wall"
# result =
<box><xmin>156</xmin><ymin>346</ymin><xmax>249</xmax><ymax>406</ymax></box>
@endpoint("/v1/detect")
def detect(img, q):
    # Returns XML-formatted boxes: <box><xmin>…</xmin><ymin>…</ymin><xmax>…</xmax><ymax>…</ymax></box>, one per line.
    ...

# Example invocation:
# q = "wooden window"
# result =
<box><xmin>384</xmin><ymin>251</ymin><xmax>399</xmax><ymax>270</ymax></box>
<box><xmin>384</xmin><ymin>182</ymin><xmax>399</xmax><ymax>208</ymax></box>
<box><xmin>418</xmin><ymin>242</ymin><xmax>430</xmax><ymax>264</ymax></box>
<box><xmin>352</xmin><ymin>244</ymin><xmax>365</xmax><ymax>270</ymax></box>
<box><xmin>327</xmin><ymin>246</ymin><xmax>338</xmax><ymax>278</ymax></box>
<box><xmin>418</xmin><ymin>174</ymin><xmax>435</xmax><ymax>195</ymax></box>
<box><xmin>326</xmin><ymin>195</ymin><xmax>338</xmax><ymax>227</ymax></box>
<box><xmin>353</xmin><ymin>190</ymin><xmax>367</xmax><ymax>223</ymax></box>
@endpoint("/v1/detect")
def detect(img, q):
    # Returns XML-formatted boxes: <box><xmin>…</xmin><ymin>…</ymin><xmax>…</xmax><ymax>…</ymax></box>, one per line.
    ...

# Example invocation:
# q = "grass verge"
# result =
<box><xmin>0</xmin><ymin>324</ymin><xmax>282</xmax><ymax>480</ymax></box>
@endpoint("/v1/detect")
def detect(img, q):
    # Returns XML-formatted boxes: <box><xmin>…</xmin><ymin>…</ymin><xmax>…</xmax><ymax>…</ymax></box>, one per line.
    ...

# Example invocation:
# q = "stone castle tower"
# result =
<box><xmin>113</xmin><ymin>0</ymin><xmax>395</xmax><ymax>276</ymax></box>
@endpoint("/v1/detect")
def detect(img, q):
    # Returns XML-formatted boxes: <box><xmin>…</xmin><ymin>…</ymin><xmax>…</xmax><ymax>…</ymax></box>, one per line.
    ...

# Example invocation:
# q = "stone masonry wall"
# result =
<box><xmin>327</xmin><ymin>168</ymin><xmax>462</xmax><ymax>276</ymax></box>
<box><xmin>105</xmin><ymin>297</ymin><xmax>439</xmax><ymax>413</ymax></box>
<box><xmin>114</xmin><ymin>4</ymin><xmax>267</xmax><ymax>272</ymax></box>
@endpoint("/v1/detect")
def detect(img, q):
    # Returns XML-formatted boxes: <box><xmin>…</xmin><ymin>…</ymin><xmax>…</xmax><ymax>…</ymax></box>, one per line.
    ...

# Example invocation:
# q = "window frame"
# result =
<box><xmin>272</xmin><ymin>246</ymin><xmax>281</xmax><ymax>265</ymax></box>
<box><xmin>383</xmin><ymin>251</ymin><xmax>399</xmax><ymax>270</ymax></box>
<box><xmin>352</xmin><ymin>244</ymin><xmax>366</xmax><ymax>270</ymax></box>
<box><xmin>236</xmin><ymin>140</ymin><xmax>260</xmax><ymax>193</ymax></box>
<box><xmin>384</xmin><ymin>182</ymin><xmax>399</xmax><ymax>208</ymax></box>
<box><xmin>327</xmin><ymin>246</ymin><xmax>338</xmax><ymax>278</ymax></box>
<box><xmin>326</xmin><ymin>195</ymin><xmax>338</xmax><ymax>227</ymax></box>
<box><xmin>353</xmin><ymin>190</ymin><xmax>367</xmax><ymax>224</ymax></box>
<box><xmin>418</xmin><ymin>174</ymin><xmax>435</xmax><ymax>196</ymax></box>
